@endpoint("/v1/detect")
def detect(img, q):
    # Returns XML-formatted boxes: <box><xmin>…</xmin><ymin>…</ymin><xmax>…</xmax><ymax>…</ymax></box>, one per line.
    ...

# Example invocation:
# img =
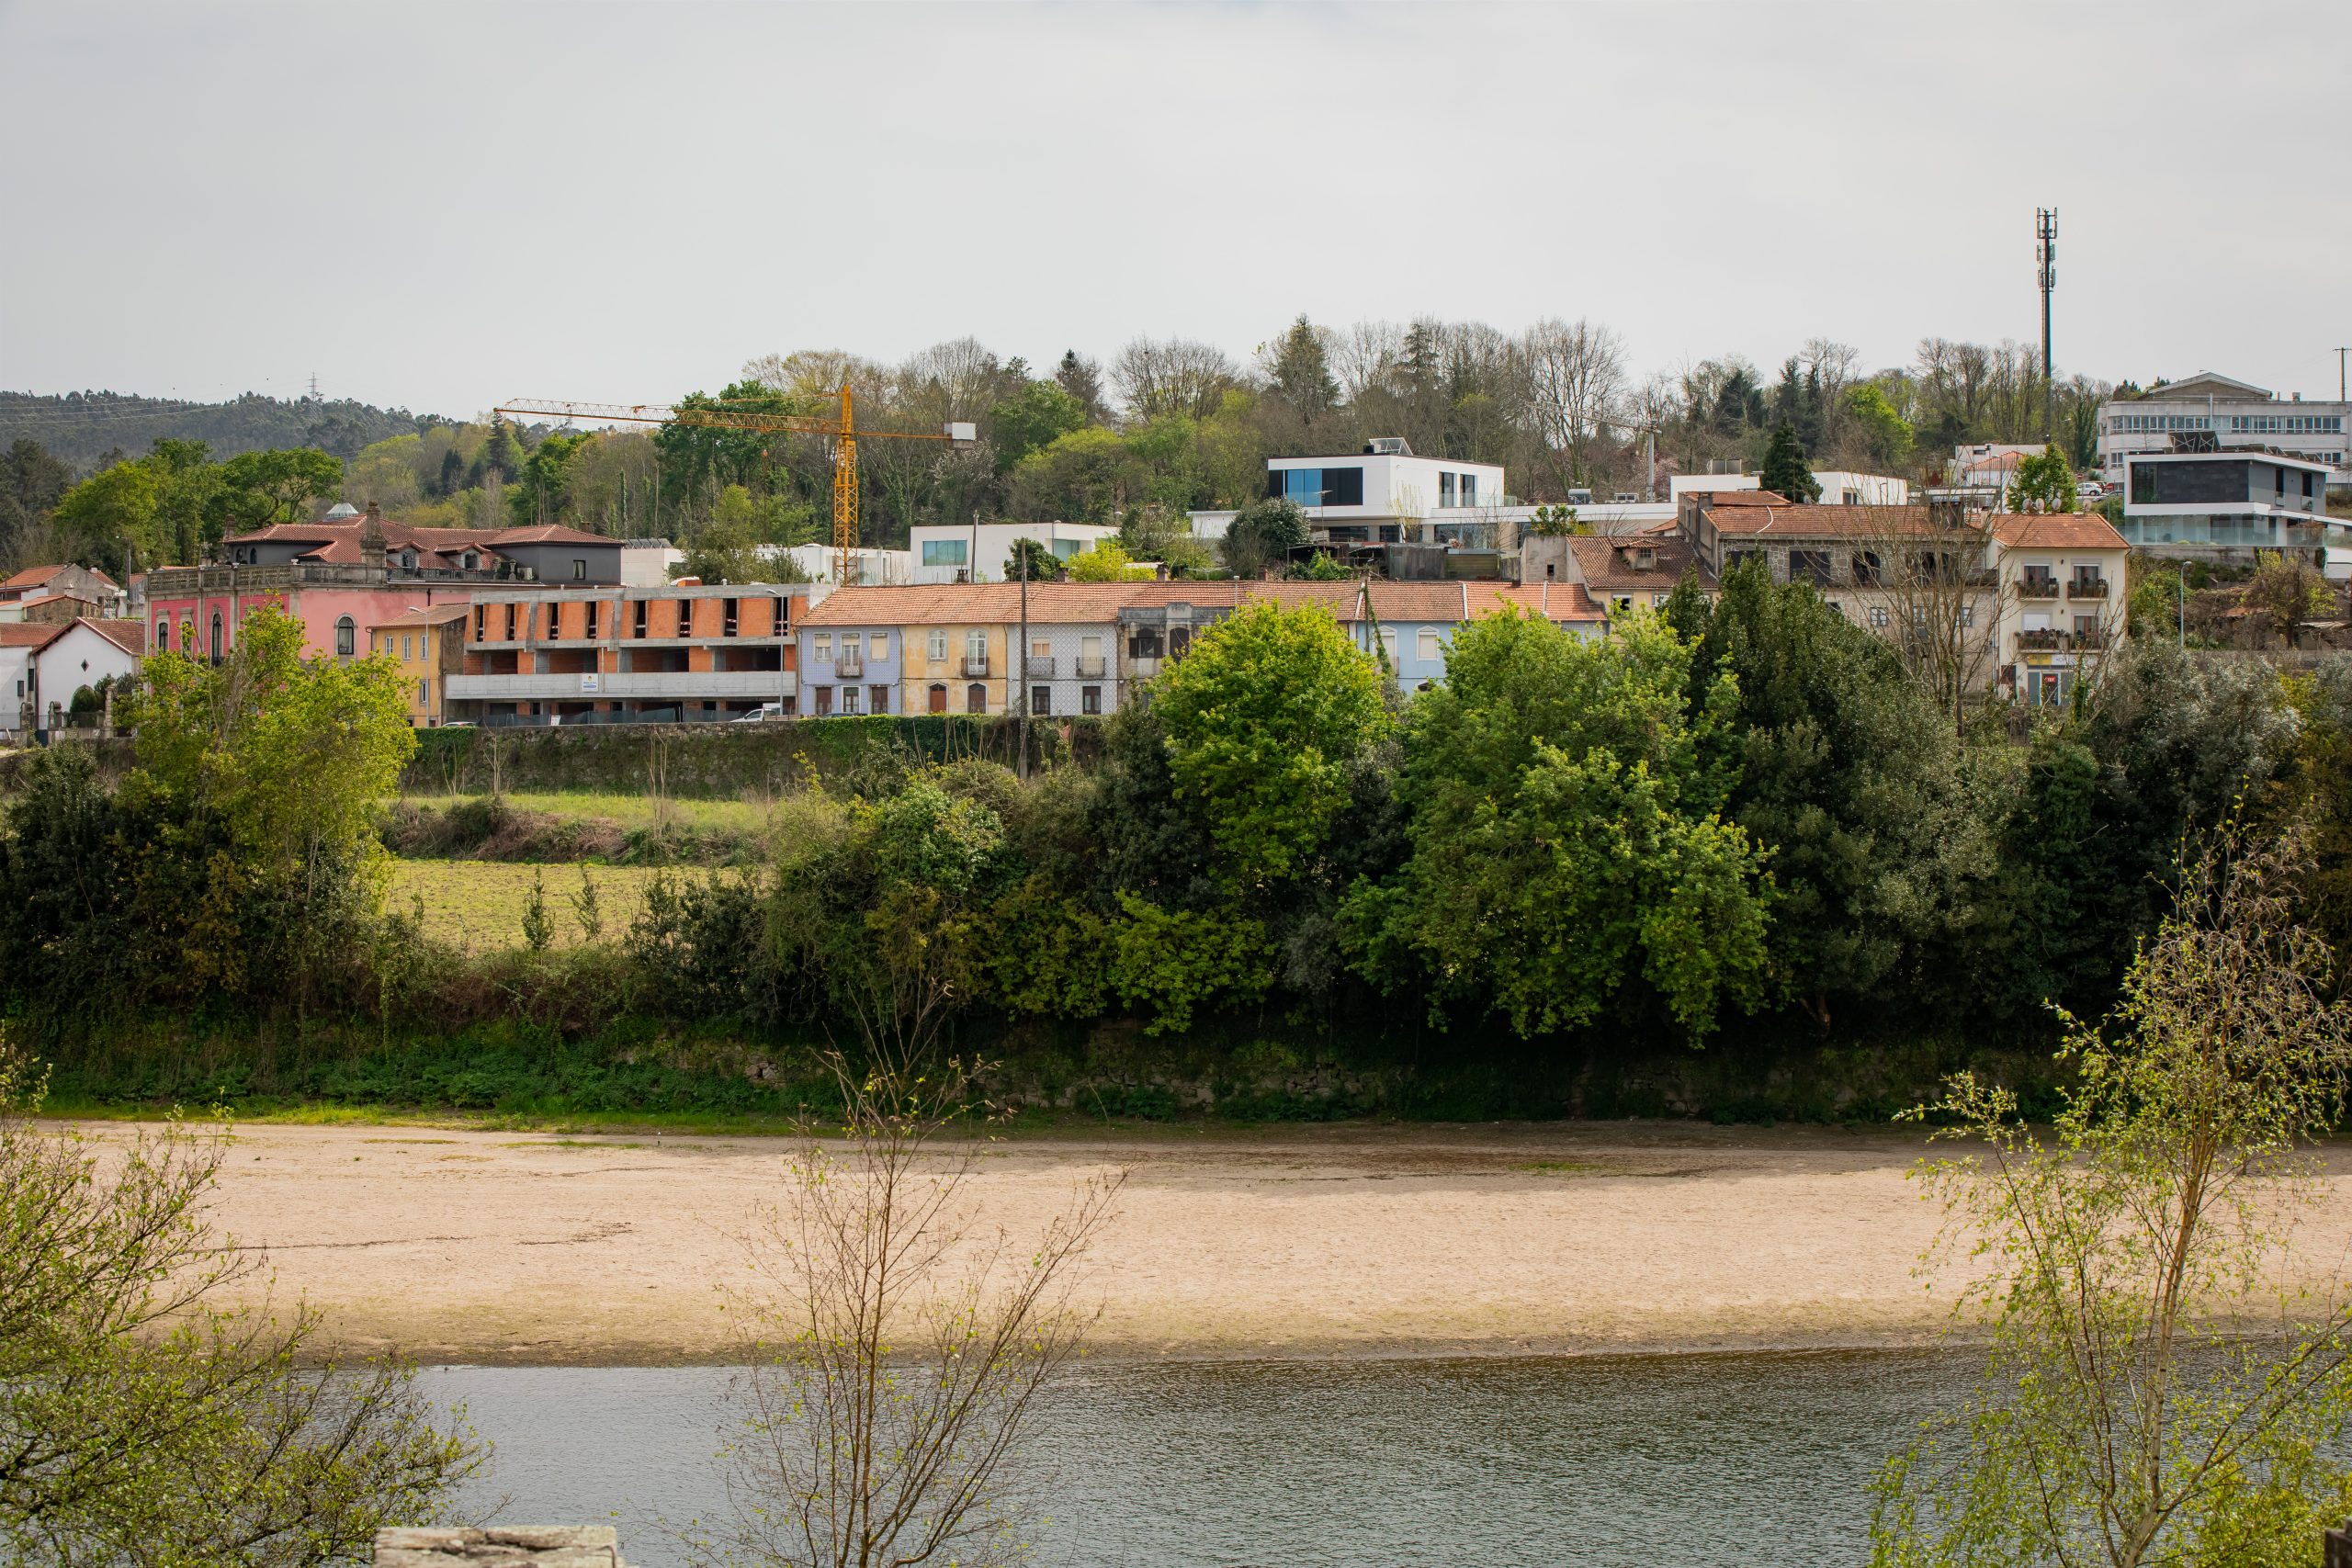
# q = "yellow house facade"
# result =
<box><xmin>369</xmin><ymin>604</ymin><xmax>469</xmax><ymax>726</ymax></box>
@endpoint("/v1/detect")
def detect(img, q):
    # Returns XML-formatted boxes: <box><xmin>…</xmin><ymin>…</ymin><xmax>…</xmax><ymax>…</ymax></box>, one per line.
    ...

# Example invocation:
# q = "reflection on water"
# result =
<box><xmin>423</xmin><ymin>1349</ymin><xmax>1973</xmax><ymax>1567</ymax></box>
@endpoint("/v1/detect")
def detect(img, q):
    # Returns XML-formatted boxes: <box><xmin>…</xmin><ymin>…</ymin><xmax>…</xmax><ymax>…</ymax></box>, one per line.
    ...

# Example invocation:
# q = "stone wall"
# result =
<box><xmin>375</xmin><ymin>1527</ymin><xmax>627</xmax><ymax>1568</ymax></box>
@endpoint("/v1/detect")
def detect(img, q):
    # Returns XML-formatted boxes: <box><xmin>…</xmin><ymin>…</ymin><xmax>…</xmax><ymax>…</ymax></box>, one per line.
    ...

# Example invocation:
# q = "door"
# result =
<box><xmin>928</xmin><ymin>683</ymin><xmax>947</xmax><ymax>714</ymax></box>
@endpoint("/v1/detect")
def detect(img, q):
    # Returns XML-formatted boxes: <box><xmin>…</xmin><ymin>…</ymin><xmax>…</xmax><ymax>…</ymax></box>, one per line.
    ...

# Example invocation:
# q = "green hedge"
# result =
<box><xmin>401</xmin><ymin>716</ymin><xmax>1108</xmax><ymax>797</ymax></box>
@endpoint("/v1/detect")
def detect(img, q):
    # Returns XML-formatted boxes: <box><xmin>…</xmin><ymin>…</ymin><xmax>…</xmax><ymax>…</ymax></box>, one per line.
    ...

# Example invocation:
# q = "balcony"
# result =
<box><xmin>2074</xmin><ymin>627</ymin><xmax>2110</xmax><ymax>650</ymax></box>
<box><xmin>1074</xmin><ymin>656</ymin><xmax>1107</xmax><ymax>679</ymax></box>
<box><xmin>2017</xmin><ymin>579</ymin><xmax>2060</xmax><ymax>600</ymax></box>
<box><xmin>2017</xmin><ymin>629</ymin><xmax>2065</xmax><ymax>651</ymax></box>
<box><xmin>2067</xmin><ymin>578</ymin><xmax>2110</xmax><ymax>599</ymax></box>
<box><xmin>1023</xmin><ymin>654</ymin><xmax>1056</xmax><ymax>678</ymax></box>
<box><xmin>834</xmin><ymin>656</ymin><xmax>864</xmax><ymax>680</ymax></box>
<box><xmin>447</xmin><ymin>671</ymin><xmax>796</xmax><ymax>701</ymax></box>
<box><xmin>961</xmin><ymin>655</ymin><xmax>991</xmax><ymax>677</ymax></box>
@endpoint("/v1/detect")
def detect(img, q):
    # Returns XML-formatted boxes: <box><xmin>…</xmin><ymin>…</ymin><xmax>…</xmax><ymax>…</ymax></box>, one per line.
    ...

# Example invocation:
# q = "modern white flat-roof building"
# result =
<box><xmin>2098</xmin><ymin>370</ymin><xmax>2349</xmax><ymax>490</ymax></box>
<box><xmin>2120</xmin><ymin>448</ymin><xmax>2340</xmax><ymax>552</ymax></box>
<box><xmin>907</xmin><ymin>521</ymin><xmax>1118</xmax><ymax>583</ymax></box>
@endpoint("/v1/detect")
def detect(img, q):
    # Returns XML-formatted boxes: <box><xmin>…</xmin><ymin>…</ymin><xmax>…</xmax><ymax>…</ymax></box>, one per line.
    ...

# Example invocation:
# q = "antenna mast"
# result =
<box><xmin>2035</xmin><ymin>208</ymin><xmax>2057</xmax><ymax>441</ymax></box>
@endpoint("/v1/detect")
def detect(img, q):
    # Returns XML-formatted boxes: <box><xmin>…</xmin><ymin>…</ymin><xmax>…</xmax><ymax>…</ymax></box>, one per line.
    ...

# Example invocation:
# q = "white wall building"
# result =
<box><xmin>758</xmin><ymin>543</ymin><xmax>913</xmax><ymax>586</ymax></box>
<box><xmin>2098</xmin><ymin>370</ymin><xmax>2349</xmax><ymax>490</ymax></box>
<box><xmin>2120</xmin><ymin>448</ymin><xmax>2337</xmax><ymax>552</ymax></box>
<box><xmin>908</xmin><ymin>521</ymin><xmax>1118</xmax><ymax>583</ymax></box>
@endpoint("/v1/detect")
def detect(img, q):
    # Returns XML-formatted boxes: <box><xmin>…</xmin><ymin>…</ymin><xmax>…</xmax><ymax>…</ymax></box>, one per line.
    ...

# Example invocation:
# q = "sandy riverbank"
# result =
<box><xmin>130</xmin><ymin>1119</ymin><xmax>2352</xmax><ymax>1366</ymax></box>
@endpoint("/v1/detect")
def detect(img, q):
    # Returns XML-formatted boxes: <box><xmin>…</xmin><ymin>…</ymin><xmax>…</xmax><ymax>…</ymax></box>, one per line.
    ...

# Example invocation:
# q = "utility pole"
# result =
<box><xmin>2336</xmin><ymin>346</ymin><xmax>2347</xmax><ymax>404</ymax></box>
<box><xmin>2036</xmin><ymin>209</ymin><xmax>2058</xmax><ymax>442</ymax></box>
<box><xmin>1015</xmin><ymin>547</ymin><xmax>1030</xmax><ymax>783</ymax></box>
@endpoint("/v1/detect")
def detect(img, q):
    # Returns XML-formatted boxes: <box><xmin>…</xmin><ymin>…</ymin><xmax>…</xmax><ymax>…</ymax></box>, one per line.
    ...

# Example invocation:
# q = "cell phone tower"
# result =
<box><xmin>2036</xmin><ymin>209</ymin><xmax>2057</xmax><ymax>440</ymax></box>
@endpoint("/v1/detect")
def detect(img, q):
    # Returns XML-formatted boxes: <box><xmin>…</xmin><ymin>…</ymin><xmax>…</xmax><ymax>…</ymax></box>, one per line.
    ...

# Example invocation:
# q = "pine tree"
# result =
<box><xmin>1758</xmin><ymin>423</ymin><xmax>1822</xmax><ymax>502</ymax></box>
<box><xmin>1054</xmin><ymin>351</ymin><xmax>1106</xmax><ymax>424</ymax></box>
<box><xmin>1268</xmin><ymin>315</ymin><xmax>1340</xmax><ymax>423</ymax></box>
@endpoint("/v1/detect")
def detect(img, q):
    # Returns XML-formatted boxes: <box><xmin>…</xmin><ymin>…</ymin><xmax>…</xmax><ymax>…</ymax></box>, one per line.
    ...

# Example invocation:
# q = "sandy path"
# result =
<box><xmin>135</xmin><ymin>1120</ymin><xmax>2352</xmax><ymax>1365</ymax></box>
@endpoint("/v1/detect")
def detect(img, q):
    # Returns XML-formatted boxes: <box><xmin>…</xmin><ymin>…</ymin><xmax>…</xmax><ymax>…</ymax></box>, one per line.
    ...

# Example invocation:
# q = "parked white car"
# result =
<box><xmin>733</xmin><ymin>702</ymin><xmax>788</xmax><ymax>722</ymax></box>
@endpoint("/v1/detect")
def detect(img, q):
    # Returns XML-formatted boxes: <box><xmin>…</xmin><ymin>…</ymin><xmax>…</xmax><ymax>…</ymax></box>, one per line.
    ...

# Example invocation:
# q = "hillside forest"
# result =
<box><xmin>5</xmin><ymin>320</ymin><xmax>2120</xmax><ymax>577</ymax></box>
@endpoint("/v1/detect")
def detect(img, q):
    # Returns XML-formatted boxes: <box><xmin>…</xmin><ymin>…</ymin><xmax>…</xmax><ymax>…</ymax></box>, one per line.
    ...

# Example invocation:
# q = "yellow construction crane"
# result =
<box><xmin>495</xmin><ymin>387</ymin><xmax>976</xmax><ymax>585</ymax></box>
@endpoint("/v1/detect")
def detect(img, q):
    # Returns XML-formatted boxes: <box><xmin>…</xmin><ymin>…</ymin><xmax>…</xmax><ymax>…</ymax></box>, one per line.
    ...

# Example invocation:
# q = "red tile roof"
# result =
<box><xmin>1702</xmin><ymin>501</ymin><xmax>1951</xmax><ymax>538</ymax></box>
<box><xmin>1992</xmin><ymin>513</ymin><xmax>2130</xmax><ymax>550</ymax></box>
<box><xmin>489</xmin><ymin>525</ymin><xmax>620</xmax><ymax>546</ymax></box>
<box><xmin>78</xmin><ymin>618</ymin><xmax>148</xmax><ymax>657</ymax></box>
<box><xmin>0</xmin><ymin>623</ymin><xmax>68</xmax><ymax>650</ymax></box>
<box><xmin>797</xmin><ymin>582</ymin><xmax>1150</xmax><ymax>627</ymax></box>
<box><xmin>1489</xmin><ymin>581</ymin><xmax>1608</xmax><ymax>622</ymax></box>
<box><xmin>1566</xmin><ymin>536</ymin><xmax>1715</xmax><ymax>592</ymax></box>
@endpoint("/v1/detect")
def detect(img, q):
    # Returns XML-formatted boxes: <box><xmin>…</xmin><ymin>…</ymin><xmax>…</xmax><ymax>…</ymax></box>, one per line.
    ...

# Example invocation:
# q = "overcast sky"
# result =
<box><xmin>4</xmin><ymin>0</ymin><xmax>2347</xmax><ymax>419</ymax></box>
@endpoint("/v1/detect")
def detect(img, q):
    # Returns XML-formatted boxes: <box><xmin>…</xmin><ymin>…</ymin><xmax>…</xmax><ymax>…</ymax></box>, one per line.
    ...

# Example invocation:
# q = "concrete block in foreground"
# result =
<box><xmin>375</xmin><ymin>1527</ymin><xmax>626</xmax><ymax>1568</ymax></box>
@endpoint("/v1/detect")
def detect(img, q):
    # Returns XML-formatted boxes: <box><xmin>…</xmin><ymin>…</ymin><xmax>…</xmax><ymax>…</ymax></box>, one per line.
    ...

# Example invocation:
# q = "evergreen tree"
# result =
<box><xmin>1267</xmin><ymin>315</ymin><xmax>1340</xmax><ymax>423</ymax></box>
<box><xmin>1758</xmin><ymin>423</ymin><xmax>1822</xmax><ymax>501</ymax></box>
<box><xmin>1054</xmin><ymin>351</ymin><xmax>1107</xmax><ymax>424</ymax></box>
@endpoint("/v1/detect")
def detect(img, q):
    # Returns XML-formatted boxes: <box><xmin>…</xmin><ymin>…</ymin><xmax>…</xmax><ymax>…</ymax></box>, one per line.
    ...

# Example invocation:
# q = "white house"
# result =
<box><xmin>907</xmin><ymin>522</ymin><xmax>1118</xmax><ymax>583</ymax></box>
<box><xmin>2099</xmin><ymin>370</ymin><xmax>2349</xmax><ymax>490</ymax></box>
<box><xmin>23</xmin><ymin>619</ymin><xmax>144</xmax><ymax>730</ymax></box>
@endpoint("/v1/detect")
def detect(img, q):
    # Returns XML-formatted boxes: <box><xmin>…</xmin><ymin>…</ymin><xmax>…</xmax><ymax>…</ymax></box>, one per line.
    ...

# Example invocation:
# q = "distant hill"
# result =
<box><xmin>0</xmin><ymin>389</ymin><xmax>447</xmax><ymax>473</ymax></box>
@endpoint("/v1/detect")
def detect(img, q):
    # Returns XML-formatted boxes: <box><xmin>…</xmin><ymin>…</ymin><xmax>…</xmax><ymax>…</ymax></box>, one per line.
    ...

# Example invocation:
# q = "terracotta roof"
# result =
<box><xmin>3</xmin><ymin>565</ymin><xmax>64</xmax><ymax>591</ymax></box>
<box><xmin>1565</xmin><ymin>536</ymin><xmax>1715</xmax><ymax>592</ymax></box>
<box><xmin>1488</xmin><ymin>581</ymin><xmax>1608</xmax><ymax>622</ymax></box>
<box><xmin>1703</xmin><ymin>490</ymin><xmax>1794</xmax><ymax>508</ymax></box>
<box><xmin>77</xmin><ymin>618</ymin><xmax>147</xmax><ymax>657</ymax></box>
<box><xmin>797</xmin><ymin>582</ymin><xmax>1148</xmax><ymax>627</ymax></box>
<box><xmin>1992</xmin><ymin>513</ymin><xmax>2130</xmax><ymax>550</ymax></box>
<box><xmin>1962</xmin><ymin>451</ymin><xmax>2026</xmax><ymax>472</ymax></box>
<box><xmin>1703</xmin><ymin>501</ymin><xmax>1951</xmax><ymax>538</ymax></box>
<box><xmin>370</xmin><ymin>604</ymin><xmax>473</xmax><ymax>630</ymax></box>
<box><xmin>0</xmin><ymin>623</ymin><xmax>68</xmax><ymax>649</ymax></box>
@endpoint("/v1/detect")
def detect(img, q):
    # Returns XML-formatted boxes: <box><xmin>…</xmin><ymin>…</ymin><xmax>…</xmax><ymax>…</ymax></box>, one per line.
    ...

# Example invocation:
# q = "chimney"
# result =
<box><xmin>360</xmin><ymin>502</ymin><xmax>388</xmax><ymax>571</ymax></box>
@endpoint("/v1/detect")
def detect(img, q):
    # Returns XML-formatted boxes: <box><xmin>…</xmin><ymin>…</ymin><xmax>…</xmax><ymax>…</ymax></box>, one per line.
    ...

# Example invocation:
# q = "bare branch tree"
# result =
<box><xmin>1110</xmin><ymin>337</ymin><xmax>1238</xmax><ymax>425</ymax></box>
<box><xmin>706</xmin><ymin>1053</ymin><xmax>1121</xmax><ymax>1568</ymax></box>
<box><xmin>1520</xmin><ymin>318</ymin><xmax>1626</xmax><ymax>495</ymax></box>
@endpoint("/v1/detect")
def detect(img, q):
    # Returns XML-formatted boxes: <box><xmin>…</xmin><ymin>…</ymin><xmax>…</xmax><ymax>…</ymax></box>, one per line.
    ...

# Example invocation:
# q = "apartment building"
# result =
<box><xmin>1992</xmin><ymin>513</ymin><xmax>2130</xmax><ymax>708</ymax></box>
<box><xmin>446</xmin><ymin>583</ymin><xmax>812</xmax><ymax>724</ymax></box>
<box><xmin>2098</xmin><ymin>370</ymin><xmax>2349</xmax><ymax>489</ymax></box>
<box><xmin>2120</xmin><ymin>448</ymin><xmax>2336</xmax><ymax>554</ymax></box>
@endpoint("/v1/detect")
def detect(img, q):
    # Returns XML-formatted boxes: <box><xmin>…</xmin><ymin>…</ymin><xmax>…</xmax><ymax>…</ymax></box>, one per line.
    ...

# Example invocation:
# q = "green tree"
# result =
<box><xmin>2242</xmin><ymin>550</ymin><xmax>2335</xmax><ymax>648</ymax></box>
<box><xmin>675</xmin><ymin>485</ymin><xmax>768</xmax><ymax>583</ymax></box>
<box><xmin>1873</xmin><ymin>823</ymin><xmax>2352</xmax><ymax>1567</ymax></box>
<box><xmin>0</xmin><ymin>438</ymin><xmax>74</xmax><ymax>562</ymax></box>
<box><xmin>1345</xmin><ymin>606</ymin><xmax>1772</xmax><ymax>1039</ymax></box>
<box><xmin>984</xmin><ymin>379</ymin><xmax>1089</xmax><ymax>472</ymax></box>
<box><xmin>1065</xmin><ymin>539</ymin><xmax>1142</xmax><ymax>581</ymax></box>
<box><xmin>1001</xmin><ymin>536</ymin><xmax>1065</xmax><ymax>582</ymax></box>
<box><xmin>508</xmin><ymin>428</ymin><xmax>594</xmax><ymax>527</ymax></box>
<box><xmin>1682</xmin><ymin>562</ymin><xmax>1994</xmax><ymax>1031</ymax></box>
<box><xmin>1265</xmin><ymin>314</ymin><xmax>1340</xmax><ymax>426</ymax></box>
<box><xmin>1842</xmin><ymin>383</ymin><xmax>1915</xmax><ymax>470</ymax></box>
<box><xmin>1218</xmin><ymin>496</ymin><xmax>1308</xmax><ymax>579</ymax></box>
<box><xmin>1758</xmin><ymin>422</ymin><xmax>1821</xmax><ymax>502</ymax></box>
<box><xmin>0</xmin><ymin>1041</ymin><xmax>483</xmax><ymax>1564</ymax></box>
<box><xmin>217</xmin><ymin>447</ymin><xmax>345</xmax><ymax>528</ymax></box>
<box><xmin>1526</xmin><ymin>503</ymin><xmax>1587</xmax><ymax>538</ymax></box>
<box><xmin>1154</xmin><ymin>601</ymin><xmax>1389</xmax><ymax>888</ymax></box>
<box><xmin>149</xmin><ymin>437</ymin><xmax>224</xmax><ymax>564</ymax></box>
<box><xmin>2005</xmin><ymin>446</ymin><xmax>2079</xmax><ymax>513</ymax></box>
<box><xmin>49</xmin><ymin>460</ymin><xmax>159</xmax><ymax>575</ymax></box>
<box><xmin>1007</xmin><ymin>427</ymin><xmax>1147</xmax><ymax>523</ymax></box>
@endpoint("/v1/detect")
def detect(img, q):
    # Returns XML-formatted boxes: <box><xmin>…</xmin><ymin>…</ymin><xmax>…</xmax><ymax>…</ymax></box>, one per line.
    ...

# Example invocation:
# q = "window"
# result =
<box><xmin>181</xmin><ymin>620</ymin><xmax>193</xmax><ymax>651</ymax></box>
<box><xmin>966</xmin><ymin>629</ymin><xmax>988</xmax><ymax>664</ymax></box>
<box><xmin>1081</xmin><ymin>684</ymin><xmax>1101</xmax><ymax>715</ymax></box>
<box><xmin>335</xmin><ymin>616</ymin><xmax>356</xmax><ymax>658</ymax></box>
<box><xmin>1417</xmin><ymin>628</ymin><xmax>1442</xmax><ymax>661</ymax></box>
<box><xmin>1032</xmin><ymin>637</ymin><xmax>1050</xmax><ymax>659</ymax></box>
<box><xmin>155</xmin><ymin>617</ymin><xmax>168</xmax><ymax>649</ymax></box>
<box><xmin>966</xmin><ymin>683</ymin><xmax>986</xmax><ymax>713</ymax></box>
<box><xmin>422</xmin><ymin>632</ymin><xmax>433</xmax><ymax>659</ymax></box>
<box><xmin>462</xmin><ymin>552</ymin><xmax>480</xmax><ymax>570</ymax></box>
<box><xmin>1051</xmin><ymin>538</ymin><xmax>1085</xmax><ymax>560</ymax></box>
<box><xmin>586</xmin><ymin>602</ymin><xmax>599</xmax><ymax>638</ymax></box>
<box><xmin>210</xmin><ymin>613</ymin><xmax>223</xmax><ymax>660</ymax></box>
<box><xmin>921</xmin><ymin>539</ymin><xmax>968</xmax><ymax>567</ymax></box>
<box><xmin>634</xmin><ymin>599</ymin><xmax>649</xmax><ymax>637</ymax></box>
<box><xmin>928</xmin><ymin>683</ymin><xmax>948</xmax><ymax>713</ymax></box>
<box><xmin>840</xmin><ymin>686</ymin><xmax>862</xmax><ymax>716</ymax></box>
<box><xmin>1460</xmin><ymin>474</ymin><xmax>1476</xmax><ymax>506</ymax></box>
<box><xmin>401</xmin><ymin>635</ymin><xmax>413</xmax><ymax>661</ymax></box>
<box><xmin>1867</xmin><ymin>605</ymin><xmax>1889</xmax><ymax>628</ymax></box>
<box><xmin>418</xmin><ymin>678</ymin><xmax>431</xmax><ymax>707</ymax></box>
<box><xmin>1272</xmin><ymin>466</ymin><xmax>1365</xmax><ymax>507</ymax></box>
<box><xmin>1031</xmin><ymin>685</ymin><xmax>1051</xmax><ymax>716</ymax></box>
<box><xmin>2131</xmin><ymin>463</ymin><xmax>2155</xmax><ymax>504</ymax></box>
<box><xmin>572</xmin><ymin>559</ymin><xmax>587</xmax><ymax>581</ymax></box>
<box><xmin>842</xmin><ymin>633</ymin><xmax>862</xmax><ymax>660</ymax></box>
<box><xmin>1958</xmin><ymin>604</ymin><xmax>1974</xmax><ymax>628</ymax></box>
<box><xmin>814</xmin><ymin>633</ymin><xmax>832</xmax><ymax>662</ymax></box>
<box><xmin>1378</xmin><ymin>628</ymin><xmax>1398</xmax><ymax>663</ymax></box>
<box><xmin>928</xmin><ymin>629</ymin><xmax>947</xmax><ymax>661</ymax></box>
<box><xmin>1439</xmin><ymin>472</ymin><xmax>1456</xmax><ymax>507</ymax></box>
<box><xmin>1128</xmin><ymin>626</ymin><xmax>1162</xmax><ymax>660</ymax></box>
<box><xmin>814</xmin><ymin>685</ymin><xmax>834</xmax><ymax>716</ymax></box>
<box><xmin>871</xmin><ymin>632</ymin><xmax>888</xmax><ymax>659</ymax></box>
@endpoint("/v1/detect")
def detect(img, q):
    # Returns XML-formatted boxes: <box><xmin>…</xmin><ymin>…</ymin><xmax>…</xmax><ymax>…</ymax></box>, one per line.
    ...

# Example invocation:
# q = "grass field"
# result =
<box><xmin>395</xmin><ymin>790</ymin><xmax>776</xmax><ymax>835</ymax></box>
<box><xmin>384</xmin><ymin>859</ymin><xmax>678</xmax><ymax>951</ymax></box>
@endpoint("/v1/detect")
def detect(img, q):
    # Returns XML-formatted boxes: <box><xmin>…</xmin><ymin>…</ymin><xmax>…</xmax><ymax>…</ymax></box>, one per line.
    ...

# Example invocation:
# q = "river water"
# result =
<box><xmin>423</xmin><ymin>1348</ymin><xmax>1974</xmax><ymax>1566</ymax></box>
